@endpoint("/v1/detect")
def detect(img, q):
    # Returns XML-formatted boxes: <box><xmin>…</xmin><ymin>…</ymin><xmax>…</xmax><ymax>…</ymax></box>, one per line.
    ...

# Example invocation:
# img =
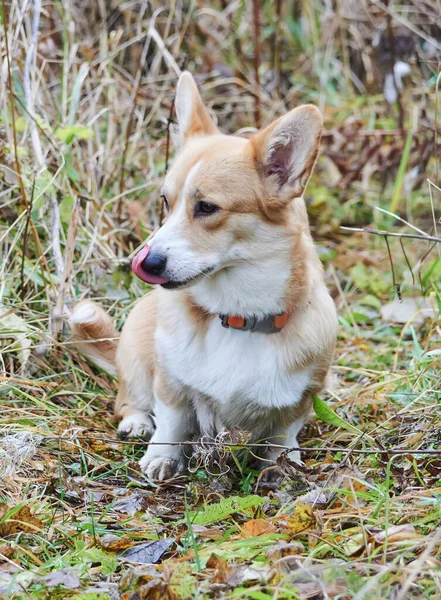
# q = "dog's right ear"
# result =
<box><xmin>174</xmin><ymin>72</ymin><xmax>217</xmax><ymax>146</ymax></box>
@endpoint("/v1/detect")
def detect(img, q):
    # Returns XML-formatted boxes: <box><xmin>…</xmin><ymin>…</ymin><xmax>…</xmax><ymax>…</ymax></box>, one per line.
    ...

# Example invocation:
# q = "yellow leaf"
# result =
<box><xmin>280</xmin><ymin>501</ymin><xmax>315</xmax><ymax>536</ymax></box>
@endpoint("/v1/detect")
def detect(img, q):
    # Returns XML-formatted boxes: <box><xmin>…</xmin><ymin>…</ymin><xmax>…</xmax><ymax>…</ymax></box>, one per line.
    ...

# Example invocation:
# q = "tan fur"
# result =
<box><xmin>70</xmin><ymin>72</ymin><xmax>337</xmax><ymax>478</ymax></box>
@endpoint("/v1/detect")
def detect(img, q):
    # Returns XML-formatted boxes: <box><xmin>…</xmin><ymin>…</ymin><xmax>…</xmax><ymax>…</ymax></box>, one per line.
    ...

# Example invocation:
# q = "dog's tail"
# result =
<box><xmin>70</xmin><ymin>300</ymin><xmax>118</xmax><ymax>376</ymax></box>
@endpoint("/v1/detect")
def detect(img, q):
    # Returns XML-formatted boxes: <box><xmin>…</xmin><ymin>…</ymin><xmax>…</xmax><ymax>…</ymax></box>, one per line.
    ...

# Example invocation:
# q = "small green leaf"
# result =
<box><xmin>82</xmin><ymin>547</ymin><xmax>117</xmax><ymax>576</ymax></box>
<box><xmin>15</xmin><ymin>116</ymin><xmax>27</xmax><ymax>131</ymax></box>
<box><xmin>313</xmin><ymin>395</ymin><xmax>362</xmax><ymax>436</ymax></box>
<box><xmin>183</xmin><ymin>495</ymin><xmax>265</xmax><ymax>526</ymax></box>
<box><xmin>59</xmin><ymin>195</ymin><xmax>74</xmax><ymax>224</ymax></box>
<box><xmin>56</xmin><ymin>124</ymin><xmax>94</xmax><ymax>144</ymax></box>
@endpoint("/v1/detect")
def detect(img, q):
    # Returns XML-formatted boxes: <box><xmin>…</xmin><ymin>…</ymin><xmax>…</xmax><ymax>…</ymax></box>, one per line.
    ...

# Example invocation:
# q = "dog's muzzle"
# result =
<box><xmin>132</xmin><ymin>244</ymin><xmax>168</xmax><ymax>285</ymax></box>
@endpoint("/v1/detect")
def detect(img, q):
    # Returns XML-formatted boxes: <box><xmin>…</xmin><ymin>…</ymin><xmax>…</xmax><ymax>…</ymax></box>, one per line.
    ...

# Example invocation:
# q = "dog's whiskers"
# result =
<box><xmin>240</xmin><ymin>257</ymin><xmax>266</xmax><ymax>275</ymax></box>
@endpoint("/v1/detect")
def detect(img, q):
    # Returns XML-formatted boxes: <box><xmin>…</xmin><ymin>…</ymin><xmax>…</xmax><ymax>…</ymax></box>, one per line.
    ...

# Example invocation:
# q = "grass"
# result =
<box><xmin>1</xmin><ymin>0</ymin><xmax>441</xmax><ymax>598</ymax></box>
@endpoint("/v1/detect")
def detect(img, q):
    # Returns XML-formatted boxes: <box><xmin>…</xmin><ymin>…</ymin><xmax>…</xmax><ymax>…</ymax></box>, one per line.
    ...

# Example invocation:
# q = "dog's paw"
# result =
<box><xmin>118</xmin><ymin>413</ymin><xmax>153</xmax><ymax>440</ymax></box>
<box><xmin>139</xmin><ymin>454</ymin><xmax>184</xmax><ymax>481</ymax></box>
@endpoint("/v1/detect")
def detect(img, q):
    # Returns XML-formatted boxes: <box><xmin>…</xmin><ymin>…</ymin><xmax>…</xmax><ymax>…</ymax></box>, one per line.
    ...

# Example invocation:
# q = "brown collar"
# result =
<box><xmin>219</xmin><ymin>312</ymin><xmax>290</xmax><ymax>334</ymax></box>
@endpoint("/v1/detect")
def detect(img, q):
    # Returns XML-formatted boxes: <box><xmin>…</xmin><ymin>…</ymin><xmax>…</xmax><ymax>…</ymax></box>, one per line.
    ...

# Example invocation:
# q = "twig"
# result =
<box><xmin>272</xmin><ymin>0</ymin><xmax>282</xmax><ymax>97</ymax></box>
<box><xmin>252</xmin><ymin>0</ymin><xmax>261</xmax><ymax>128</ymax></box>
<box><xmin>50</xmin><ymin>192</ymin><xmax>64</xmax><ymax>281</ymax></box>
<box><xmin>23</xmin><ymin>0</ymin><xmax>44</xmax><ymax>167</ymax></box>
<box><xmin>41</xmin><ymin>436</ymin><xmax>441</xmax><ymax>455</ymax></box>
<box><xmin>159</xmin><ymin>95</ymin><xmax>175</xmax><ymax>226</ymax></box>
<box><xmin>340</xmin><ymin>226</ymin><xmax>441</xmax><ymax>244</ymax></box>
<box><xmin>399</xmin><ymin>237</ymin><xmax>415</xmax><ymax>286</ymax></box>
<box><xmin>20</xmin><ymin>180</ymin><xmax>35</xmax><ymax>301</ymax></box>
<box><xmin>384</xmin><ymin>234</ymin><xmax>401</xmax><ymax>298</ymax></box>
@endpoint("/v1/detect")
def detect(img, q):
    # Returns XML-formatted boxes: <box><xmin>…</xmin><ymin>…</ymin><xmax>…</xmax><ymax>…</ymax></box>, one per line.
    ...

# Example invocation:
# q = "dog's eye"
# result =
<box><xmin>194</xmin><ymin>200</ymin><xmax>219</xmax><ymax>216</ymax></box>
<box><xmin>161</xmin><ymin>194</ymin><xmax>170</xmax><ymax>212</ymax></box>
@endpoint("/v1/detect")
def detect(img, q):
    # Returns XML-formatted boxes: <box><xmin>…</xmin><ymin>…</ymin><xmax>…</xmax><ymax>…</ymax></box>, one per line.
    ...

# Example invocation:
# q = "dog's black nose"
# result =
<box><xmin>141</xmin><ymin>252</ymin><xmax>167</xmax><ymax>277</ymax></box>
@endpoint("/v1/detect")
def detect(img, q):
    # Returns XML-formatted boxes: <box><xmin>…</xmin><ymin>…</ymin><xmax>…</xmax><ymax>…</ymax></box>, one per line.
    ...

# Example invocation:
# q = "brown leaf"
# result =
<box><xmin>191</xmin><ymin>525</ymin><xmax>224</xmax><ymax>540</ymax></box>
<box><xmin>0</xmin><ymin>503</ymin><xmax>43</xmax><ymax>536</ymax></box>
<box><xmin>206</xmin><ymin>553</ymin><xmax>231</xmax><ymax>585</ymax></box>
<box><xmin>266</xmin><ymin>541</ymin><xmax>304</xmax><ymax>562</ymax></box>
<box><xmin>99</xmin><ymin>534</ymin><xmax>137</xmax><ymax>551</ymax></box>
<box><xmin>240</xmin><ymin>518</ymin><xmax>277</xmax><ymax>538</ymax></box>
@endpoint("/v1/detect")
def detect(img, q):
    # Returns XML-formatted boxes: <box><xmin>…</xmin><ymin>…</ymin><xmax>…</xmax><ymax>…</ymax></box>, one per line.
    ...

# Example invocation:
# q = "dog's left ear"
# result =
<box><xmin>250</xmin><ymin>105</ymin><xmax>322</xmax><ymax>198</ymax></box>
<box><xmin>174</xmin><ymin>71</ymin><xmax>217</xmax><ymax>145</ymax></box>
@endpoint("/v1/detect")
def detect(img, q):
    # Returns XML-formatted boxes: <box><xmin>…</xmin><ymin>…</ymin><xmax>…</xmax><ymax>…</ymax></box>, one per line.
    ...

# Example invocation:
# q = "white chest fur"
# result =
<box><xmin>155</xmin><ymin>309</ymin><xmax>313</xmax><ymax>431</ymax></box>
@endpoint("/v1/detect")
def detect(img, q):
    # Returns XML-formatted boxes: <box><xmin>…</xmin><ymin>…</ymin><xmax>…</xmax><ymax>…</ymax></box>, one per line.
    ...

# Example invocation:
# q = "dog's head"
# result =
<box><xmin>132</xmin><ymin>72</ymin><xmax>322</xmax><ymax>312</ymax></box>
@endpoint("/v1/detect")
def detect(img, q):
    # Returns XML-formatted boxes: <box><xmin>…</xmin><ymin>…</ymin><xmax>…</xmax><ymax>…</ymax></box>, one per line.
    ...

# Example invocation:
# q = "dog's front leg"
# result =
<box><xmin>139</xmin><ymin>377</ymin><xmax>195</xmax><ymax>480</ymax></box>
<box><xmin>264</xmin><ymin>417</ymin><xmax>305</xmax><ymax>466</ymax></box>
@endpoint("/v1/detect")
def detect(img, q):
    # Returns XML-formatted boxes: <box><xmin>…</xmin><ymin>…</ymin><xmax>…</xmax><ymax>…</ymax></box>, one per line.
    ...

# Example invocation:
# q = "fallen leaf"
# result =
<box><xmin>207</xmin><ymin>552</ymin><xmax>230</xmax><ymax>584</ymax></box>
<box><xmin>240</xmin><ymin>518</ymin><xmax>277</xmax><ymax>538</ymax></box>
<box><xmin>0</xmin><ymin>571</ymin><xmax>34</xmax><ymax>595</ymax></box>
<box><xmin>374</xmin><ymin>524</ymin><xmax>422</xmax><ymax>544</ymax></box>
<box><xmin>313</xmin><ymin>395</ymin><xmax>363</xmax><ymax>436</ymax></box>
<box><xmin>192</xmin><ymin>525</ymin><xmax>224</xmax><ymax>540</ymax></box>
<box><xmin>120</xmin><ymin>539</ymin><xmax>174</xmax><ymax>564</ymax></box>
<box><xmin>266</xmin><ymin>540</ymin><xmax>304</xmax><ymax>562</ymax></box>
<box><xmin>112</xmin><ymin>491</ymin><xmax>149</xmax><ymax>516</ymax></box>
<box><xmin>0</xmin><ymin>503</ymin><xmax>43</xmax><ymax>536</ymax></box>
<box><xmin>381</xmin><ymin>297</ymin><xmax>435</xmax><ymax>325</ymax></box>
<box><xmin>41</xmin><ymin>569</ymin><xmax>81</xmax><ymax>589</ymax></box>
<box><xmin>99</xmin><ymin>533</ymin><xmax>137</xmax><ymax>551</ymax></box>
<box><xmin>184</xmin><ymin>495</ymin><xmax>264</xmax><ymax>526</ymax></box>
<box><xmin>279</xmin><ymin>501</ymin><xmax>315</xmax><ymax>536</ymax></box>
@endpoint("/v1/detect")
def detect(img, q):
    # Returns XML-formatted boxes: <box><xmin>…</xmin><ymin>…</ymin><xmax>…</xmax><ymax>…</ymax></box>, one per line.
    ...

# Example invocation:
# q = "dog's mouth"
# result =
<box><xmin>160</xmin><ymin>266</ymin><xmax>216</xmax><ymax>290</ymax></box>
<box><xmin>132</xmin><ymin>245</ymin><xmax>215</xmax><ymax>289</ymax></box>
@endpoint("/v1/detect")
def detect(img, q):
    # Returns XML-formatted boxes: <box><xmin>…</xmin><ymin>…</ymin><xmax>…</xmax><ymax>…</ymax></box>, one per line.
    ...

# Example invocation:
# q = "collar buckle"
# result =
<box><xmin>219</xmin><ymin>314</ymin><xmax>257</xmax><ymax>331</ymax></box>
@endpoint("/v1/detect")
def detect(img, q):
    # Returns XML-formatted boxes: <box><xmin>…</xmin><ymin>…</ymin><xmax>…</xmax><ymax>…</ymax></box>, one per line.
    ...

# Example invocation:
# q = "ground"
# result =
<box><xmin>1</xmin><ymin>1</ymin><xmax>441</xmax><ymax>599</ymax></box>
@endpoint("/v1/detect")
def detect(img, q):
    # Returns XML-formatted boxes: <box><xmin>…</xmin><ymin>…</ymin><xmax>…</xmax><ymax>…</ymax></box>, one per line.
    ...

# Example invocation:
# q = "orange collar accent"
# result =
<box><xmin>219</xmin><ymin>312</ymin><xmax>290</xmax><ymax>334</ymax></box>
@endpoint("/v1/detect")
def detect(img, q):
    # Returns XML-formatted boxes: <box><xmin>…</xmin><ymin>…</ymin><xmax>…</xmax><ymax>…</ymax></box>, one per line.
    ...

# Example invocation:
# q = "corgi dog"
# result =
<box><xmin>71</xmin><ymin>72</ymin><xmax>337</xmax><ymax>480</ymax></box>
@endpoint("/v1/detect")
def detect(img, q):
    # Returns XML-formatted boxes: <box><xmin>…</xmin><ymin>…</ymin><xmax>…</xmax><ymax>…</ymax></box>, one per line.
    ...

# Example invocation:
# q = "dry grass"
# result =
<box><xmin>1</xmin><ymin>1</ymin><xmax>441</xmax><ymax>598</ymax></box>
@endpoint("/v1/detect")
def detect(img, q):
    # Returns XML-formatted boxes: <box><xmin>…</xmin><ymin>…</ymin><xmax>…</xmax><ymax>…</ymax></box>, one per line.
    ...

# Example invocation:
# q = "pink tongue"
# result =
<box><xmin>131</xmin><ymin>244</ymin><xmax>168</xmax><ymax>285</ymax></box>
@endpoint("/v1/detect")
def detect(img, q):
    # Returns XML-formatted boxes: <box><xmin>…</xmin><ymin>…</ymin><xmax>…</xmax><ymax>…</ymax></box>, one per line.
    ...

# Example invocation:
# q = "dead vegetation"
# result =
<box><xmin>1</xmin><ymin>0</ymin><xmax>441</xmax><ymax>598</ymax></box>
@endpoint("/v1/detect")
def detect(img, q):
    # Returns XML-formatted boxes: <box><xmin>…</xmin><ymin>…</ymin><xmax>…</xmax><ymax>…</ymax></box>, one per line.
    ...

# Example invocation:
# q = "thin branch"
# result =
<box><xmin>341</xmin><ymin>226</ymin><xmax>441</xmax><ymax>244</ymax></box>
<box><xmin>272</xmin><ymin>0</ymin><xmax>282</xmax><ymax>97</ymax></box>
<box><xmin>252</xmin><ymin>0</ymin><xmax>261</xmax><ymax>128</ymax></box>
<box><xmin>50</xmin><ymin>192</ymin><xmax>64</xmax><ymax>281</ymax></box>
<box><xmin>400</xmin><ymin>237</ymin><xmax>415</xmax><ymax>286</ymax></box>
<box><xmin>20</xmin><ymin>180</ymin><xmax>35</xmax><ymax>301</ymax></box>
<box><xmin>43</xmin><ymin>435</ymin><xmax>441</xmax><ymax>456</ymax></box>
<box><xmin>384</xmin><ymin>234</ymin><xmax>401</xmax><ymax>298</ymax></box>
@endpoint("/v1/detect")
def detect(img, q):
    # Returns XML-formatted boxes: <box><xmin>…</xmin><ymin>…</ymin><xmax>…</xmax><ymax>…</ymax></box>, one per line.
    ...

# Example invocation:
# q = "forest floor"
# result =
<box><xmin>1</xmin><ymin>1</ymin><xmax>441</xmax><ymax>598</ymax></box>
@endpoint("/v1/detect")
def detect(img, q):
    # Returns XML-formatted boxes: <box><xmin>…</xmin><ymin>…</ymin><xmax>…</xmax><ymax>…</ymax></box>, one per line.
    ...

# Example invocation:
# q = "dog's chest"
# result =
<box><xmin>156</xmin><ymin>316</ymin><xmax>312</xmax><ymax>413</ymax></box>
